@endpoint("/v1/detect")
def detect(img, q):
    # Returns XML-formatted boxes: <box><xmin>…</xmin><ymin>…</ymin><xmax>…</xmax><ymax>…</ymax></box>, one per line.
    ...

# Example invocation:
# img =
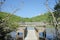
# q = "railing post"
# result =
<box><xmin>43</xmin><ymin>26</ymin><xmax>46</xmax><ymax>40</ymax></box>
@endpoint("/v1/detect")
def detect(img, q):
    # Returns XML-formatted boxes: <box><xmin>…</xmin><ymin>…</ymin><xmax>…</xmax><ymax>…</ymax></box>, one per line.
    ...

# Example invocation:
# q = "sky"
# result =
<box><xmin>2</xmin><ymin>0</ymin><xmax>56</xmax><ymax>18</ymax></box>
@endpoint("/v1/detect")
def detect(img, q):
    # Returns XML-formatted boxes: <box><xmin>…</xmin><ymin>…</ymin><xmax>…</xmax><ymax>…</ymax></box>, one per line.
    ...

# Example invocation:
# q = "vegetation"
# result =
<box><xmin>0</xmin><ymin>1</ymin><xmax>60</xmax><ymax>39</ymax></box>
<box><xmin>46</xmin><ymin>0</ymin><xmax>60</xmax><ymax>40</ymax></box>
<box><xmin>0</xmin><ymin>12</ymin><xmax>21</xmax><ymax>40</ymax></box>
<box><xmin>0</xmin><ymin>12</ymin><xmax>54</xmax><ymax>22</ymax></box>
<box><xmin>0</xmin><ymin>12</ymin><xmax>49</xmax><ymax>40</ymax></box>
<box><xmin>0</xmin><ymin>12</ymin><xmax>58</xmax><ymax>22</ymax></box>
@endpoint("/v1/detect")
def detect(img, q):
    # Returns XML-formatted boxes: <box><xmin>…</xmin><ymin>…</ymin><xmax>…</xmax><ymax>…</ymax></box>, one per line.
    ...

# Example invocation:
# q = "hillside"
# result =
<box><xmin>31</xmin><ymin>13</ymin><xmax>48</xmax><ymax>22</ymax></box>
<box><xmin>0</xmin><ymin>12</ymin><xmax>22</xmax><ymax>22</ymax></box>
<box><xmin>0</xmin><ymin>12</ymin><xmax>49</xmax><ymax>22</ymax></box>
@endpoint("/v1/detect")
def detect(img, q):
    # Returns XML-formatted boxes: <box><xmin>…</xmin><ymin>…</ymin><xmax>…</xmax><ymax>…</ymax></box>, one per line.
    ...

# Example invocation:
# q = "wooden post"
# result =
<box><xmin>43</xmin><ymin>26</ymin><xmax>46</xmax><ymax>40</ymax></box>
<box><xmin>23</xmin><ymin>32</ymin><xmax>24</xmax><ymax>40</ymax></box>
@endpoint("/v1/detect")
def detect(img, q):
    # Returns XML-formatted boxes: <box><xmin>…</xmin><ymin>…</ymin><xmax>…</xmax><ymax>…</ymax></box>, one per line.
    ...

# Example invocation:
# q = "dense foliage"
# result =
<box><xmin>0</xmin><ymin>12</ymin><xmax>21</xmax><ymax>40</ymax></box>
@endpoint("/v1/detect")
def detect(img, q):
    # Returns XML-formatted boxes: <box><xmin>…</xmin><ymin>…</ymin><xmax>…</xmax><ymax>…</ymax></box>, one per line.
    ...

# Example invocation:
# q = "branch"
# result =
<box><xmin>45</xmin><ymin>0</ymin><xmax>57</xmax><ymax>24</ymax></box>
<box><xmin>2</xmin><ymin>0</ymin><xmax>24</xmax><ymax>23</ymax></box>
<box><xmin>2</xmin><ymin>8</ymin><xmax>20</xmax><ymax>21</ymax></box>
<box><xmin>45</xmin><ymin>0</ymin><xmax>59</xmax><ymax>39</ymax></box>
<box><xmin>11</xmin><ymin>8</ymin><xmax>20</xmax><ymax>15</ymax></box>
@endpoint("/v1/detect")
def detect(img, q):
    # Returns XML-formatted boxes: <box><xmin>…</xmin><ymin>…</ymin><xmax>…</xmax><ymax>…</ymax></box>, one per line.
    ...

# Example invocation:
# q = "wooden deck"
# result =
<box><xmin>16</xmin><ymin>27</ymin><xmax>46</xmax><ymax>40</ymax></box>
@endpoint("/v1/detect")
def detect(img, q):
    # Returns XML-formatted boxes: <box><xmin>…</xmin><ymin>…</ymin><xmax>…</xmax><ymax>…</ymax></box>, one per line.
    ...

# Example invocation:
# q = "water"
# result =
<box><xmin>9</xmin><ymin>28</ymin><xmax>59</xmax><ymax>40</ymax></box>
<box><xmin>39</xmin><ymin>28</ymin><xmax>56</xmax><ymax>40</ymax></box>
<box><xmin>46</xmin><ymin>28</ymin><xmax>56</xmax><ymax>40</ymax></box>
<box><xmin>27</xmin><ymin>27</ymin><xmax>35</xmax><ymax>30</ymax></box>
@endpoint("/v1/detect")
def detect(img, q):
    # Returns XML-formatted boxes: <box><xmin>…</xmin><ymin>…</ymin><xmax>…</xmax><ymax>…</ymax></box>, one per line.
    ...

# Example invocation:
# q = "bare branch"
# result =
<box><xmin>45</xmin><ymin>0</ymin><xmax>57</xmax><ymax>24</ymax></box>
<box><xmin>2</xmin><ymin>8</ymin><xmax>20</xmax><ymax>21</ymax></box>
<box><xmin>45</xmin><ymin>0</ymin><xmax>58</xmax><ymax>39</ymax></box>
<box><xmin>2</xmin><ymin>0</ymin><xmax>24</xmax><ymax>21</ymax></box>
<box><xmin>55</xmin><ymin>0</ymin><xmax>58</xmax><ymax>4</ymax></box>
<box><xmin>12</xmin><ymin>8</ymin><xmax>20</xmax><ymax>14</ymax></box>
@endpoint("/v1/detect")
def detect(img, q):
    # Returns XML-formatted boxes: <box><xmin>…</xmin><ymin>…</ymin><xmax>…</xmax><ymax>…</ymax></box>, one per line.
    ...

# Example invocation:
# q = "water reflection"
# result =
<box><xmin>46</xmin><ymin>28</ymin><xmax>56</xmax><ymax>40</ymax></box>
<box><xmin>17</xmin><ymin>32</ymin><xmax>23</xmax><ymax>38</ymax></box>
<box><xmin>7</xmin><ymin>28</ymin><xmax>60</xmax><ymax>40</ymax></box>
<box><xmin>39</xmin><ymin>32</ymin><xmax>54</xmax><ymax>40</ymax></box>
<box><xmin>10</xmin><ymin>31</ymin><xmax>16</xmax><ymax>38</ymax></box>
<box><xmin>27</xmin><ymin>27</ymin><xmax>35</xmax><ymax>30</ymax></box>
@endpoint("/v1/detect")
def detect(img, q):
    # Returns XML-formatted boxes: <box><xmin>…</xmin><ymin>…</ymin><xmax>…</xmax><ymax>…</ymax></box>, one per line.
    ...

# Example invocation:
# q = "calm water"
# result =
<box><xmin>10</xmin><ymin>27</ymin><xmax>59</xmax><ymax>40</ymax></box>
<box><xmin>39</xmin><ymin>28</ymin><xmax>56</xmax><ymax>40</ymax></box>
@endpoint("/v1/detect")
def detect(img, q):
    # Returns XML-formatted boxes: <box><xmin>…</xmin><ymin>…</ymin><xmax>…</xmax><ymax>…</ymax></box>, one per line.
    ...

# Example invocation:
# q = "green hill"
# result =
<box><xmin>0</xmin><ymin>12</ymin><xmax>22</xmax><ymax>22</ymax></box>
<box><xmin>0</xmin><ymin>12</ymin><xmax>51</xmax><ymax>32</ymax></box>
<box><xmin>31</xmin><ymin>13</ymin><xmax>48</xmax><ymax>22</ymax></box>
<box><xmin>0</xmin><ymin>12</ymin><xmax>23</xmax><ymax>30</ymax></box>
<box><xmin>0</xmin><ymin>12</ymin><xmax>49</xmax><ymax>22</ymax></box>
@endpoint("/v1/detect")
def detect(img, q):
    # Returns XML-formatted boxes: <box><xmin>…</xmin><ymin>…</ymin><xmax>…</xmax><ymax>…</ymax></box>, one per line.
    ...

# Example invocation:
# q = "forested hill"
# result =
<box><xmin>0</xmin><ymin>12</ymin><xmax>49</xmax><ymax>22</ymax></box>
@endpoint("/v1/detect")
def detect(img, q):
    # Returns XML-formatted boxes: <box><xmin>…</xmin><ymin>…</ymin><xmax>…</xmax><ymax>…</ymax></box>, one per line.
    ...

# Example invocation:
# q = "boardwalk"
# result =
<box><xmin>25</xmin><ymin>27</ymin><xmax>38</xmax><ymax>40</ymax></box>
<box><xmin>16</xmin><ymin>27</ymin><xmax>46</xmax><ymax>40</ymax></box>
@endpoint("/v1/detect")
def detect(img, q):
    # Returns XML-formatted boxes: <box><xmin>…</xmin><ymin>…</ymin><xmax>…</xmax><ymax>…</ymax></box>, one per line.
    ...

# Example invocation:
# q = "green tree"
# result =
<box><xmin>54</xmin><ymin>0</ymin><xmax>60</xmax><ymax>21</ymax></box>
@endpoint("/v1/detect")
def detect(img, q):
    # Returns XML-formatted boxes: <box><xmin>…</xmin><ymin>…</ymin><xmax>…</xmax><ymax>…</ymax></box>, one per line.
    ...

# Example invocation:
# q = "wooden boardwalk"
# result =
<box><xmin>25</xmin><ymin>27</ymin><xmax>39</xmax><ymax>40</ymax></box>
<box><xmin>16</xmin><ymin>27</ymin><xmax>46</xmax><ymax>40</ymax></box>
